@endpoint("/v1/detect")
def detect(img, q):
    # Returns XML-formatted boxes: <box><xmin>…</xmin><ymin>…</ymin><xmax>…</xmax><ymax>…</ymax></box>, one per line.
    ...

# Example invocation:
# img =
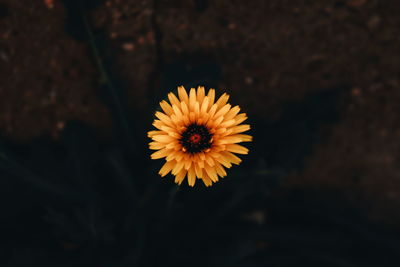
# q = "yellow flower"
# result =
<box><xmin>148</xmin><ymin>86</ymin><xmax>252</xmax><ymax>187</ymax></box>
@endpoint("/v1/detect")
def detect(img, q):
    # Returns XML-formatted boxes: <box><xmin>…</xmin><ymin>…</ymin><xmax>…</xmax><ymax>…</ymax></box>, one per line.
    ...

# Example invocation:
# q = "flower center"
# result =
<box><xmin>189</xmin><ymin>133</ymin><xmax>202</xmax><ymax>144</ymax></box>
<box><xmin>180</xmin><ymin>124</ymin><xmax>212</xmax><ymax>153</ymax></box>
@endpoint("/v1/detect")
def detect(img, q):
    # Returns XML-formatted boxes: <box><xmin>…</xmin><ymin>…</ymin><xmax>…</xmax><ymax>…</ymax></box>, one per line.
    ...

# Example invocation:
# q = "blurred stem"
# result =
<box><xmin>0</xmin><ymin>153</ymin><xmax>84</xmax><ymax>202</ymax></box>
<box><xmin>79</xmin><ymin>3</ymin><xmax>137</xmax><ymax>157</ymax></box>
<box><xmin>165</xmin><ymin>185</ymin><xmax>180</xmax><ymax>219</ymax></box>
<box><xmin>146</xmin><ymin>0</ymin><xmax>163</xmax><ymax>104</ymax></box>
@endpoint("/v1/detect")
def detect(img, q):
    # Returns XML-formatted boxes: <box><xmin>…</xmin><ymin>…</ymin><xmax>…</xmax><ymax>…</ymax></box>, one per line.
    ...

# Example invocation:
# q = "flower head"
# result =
<box><xmin>148</xmin><ymin>86</ymin><xmax>252</xmax><ymax>187</ymax></box>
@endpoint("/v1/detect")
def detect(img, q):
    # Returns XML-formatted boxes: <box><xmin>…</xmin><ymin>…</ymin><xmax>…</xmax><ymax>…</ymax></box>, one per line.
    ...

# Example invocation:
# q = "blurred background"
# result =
<box><xmin>0</xmin><ymin>0</ymin><xmax>399</xmax><ymax>266</ymax></box>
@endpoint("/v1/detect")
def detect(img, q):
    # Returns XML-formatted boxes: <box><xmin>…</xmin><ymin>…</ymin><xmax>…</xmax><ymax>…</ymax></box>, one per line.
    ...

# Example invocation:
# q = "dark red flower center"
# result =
<box><xmin>180</xmin><ymin>124</ymin><xmax>212</xmax><ymax>153</ymax></box>
<box><xmin>189</xmin><ymin>134</ymin><xmax>201</xmax><ymax>144</ymax></box>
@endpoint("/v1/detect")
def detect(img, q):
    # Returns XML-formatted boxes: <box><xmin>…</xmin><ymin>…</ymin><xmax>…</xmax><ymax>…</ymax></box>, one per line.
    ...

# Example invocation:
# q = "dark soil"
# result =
<box><xmin>0</xmin><ymin>0</ymin><xmax>400</xmax><ymax>266</ymax></box>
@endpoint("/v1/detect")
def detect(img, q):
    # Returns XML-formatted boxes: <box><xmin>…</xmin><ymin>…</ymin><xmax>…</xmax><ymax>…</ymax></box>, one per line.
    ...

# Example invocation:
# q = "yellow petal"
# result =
<box><xmin>216</xmin><ymin>136</ymin><xmax>243</xmax><ymax>145</ymax></box>
<box><xmin>149</xmin><ymin>142</ymin><xmax>166</xmax><ymax>150</ymax></box>
<box><xmin>226</xmin><ymin>144</ymin><xmax>249</xmax><ymax>154</ymax></box>
<box><xmin>172</xmin><ymin>160</ymin><xmax>185</xmax><ymax>175</ymax></box>
<box><xmin>194</xmin><ymin>101</ymin><xmax>200</xmax><ymax>121</ymax></box>
<box><xmin>152</xmin><ymin>120</ymin><xmax>165</xmax><ymax>130</ymax></box>
<box><xmin>175</xmin><ymin>151</ymin><xmax>184</xmax><ymax>161</ymax></box>
<box><xmin>207</xmin><ymin>116</ymin><xmax>224</xmax><ymax>128</ymax></box>
<box><xmin>166</xmin><ymin>150</ymin><xmax>179</xmax><ymax>161</ymax></box>
<box><xmin>160</xmin><ymin>100</ymin><xmax>174</xmax><ymax>116</ymax></box>
<box><xmin>182</xmin><ymin>114</ymin><xmax>190</xmax><ymax>125</ymax></box>
<box><xmin>212</xmin><ymin>144</ymin><xmax>226</xmax><ymax>152</ymax></box>
<box><xmin>151</xmin><ymin>148</ymin><xmax>170</xmax><ymax>159</ymax></box>
<box><xmin>215</xmin><ymin>155</ymin><xmax>232</xmax><ymax>168</ymax></box>
<box><xmin>205</xmin><ymin>155</ymin><xmax>215</xmax><ymax>166</ymax></box>
<box><xmin>175</xmin><ymin>169</ymin><xmax>187</xmax><ymax>185</ymax></box>
<box><xmin>214</xmin><ymin>162</ymin><xmax>227</xmax><ymax>177</ymax></box>
<box><xmin>165</xmin><ymin>141</ymin><xmax>180</xmax><ymax>150</ymax></box>
<box><xmin>181</xmin><ymin>101</ymin><xmax>189</xmax><ymax>115</ymax></box>
<box><xmin>207</xmin><ymin>150</ymin><xmax>221</xmax><ymax>158</ymax></box>
<box><xmin>184</xmin><ymin>157</ymin><xmax>192</xmax><ymax>170</ymax></box>
<box><xmin>220</xmin><ymin>128</ymin><xmax>233</xmax><ymax>137</ymax></box>
<box><xmin>171</xmin><ymin>114</ymin><xmax>184</xmax><ymax>126</ymax></box>
<box><xmin>168</xmin><ymin>92</ymin><xmax>180</xmax><ymax>107</ymax></box>
<box><xmin>172</xmin><ymin>104</ymin><xmax>183</xmax><ymax>118</ymax></box>
<box><xmin>207</xmin><ymin>89</ymin><xmax>215</xmax><ymax>109</ymax></box>
<box><xmin>160</xmin><ymin>125</ymin><xmax>178</xmax><ymax>133</ymax></box>
<box><xmin>159</xmin><ymin>160</ymin><xmax>176</xmax><ymax>177</ymax></box>
<box><xmin>194</xmin><ymin>163</ymin><xmax>203</xmax><ymax>178</ymax></box>
<box><xmin>152</xmin><ymin>134</ymin><xmax>175</xmax><ymax>143</ymax></box>
<box><xmin>204</xmin><ymin>163</ymin><xmax>218</xmax><ymax>182</ymax></box>
<box><xmin>148</xmin><ymin>130</ymin><xmax>164</xmax><ymax>137</ymax></box>
<box><xmin>167</xmin><ymin>131</ymin><xmax>181</xmax><ymax>139</ymax></box>
<box><xmin>193</xmin><ymin>153</ymin><xmax>201</xmax><ymax>163</ymax></box>
<box><xmin>200</xmin><ymin>96</ymin><xmax>209</xmax><ymax>113</ymax></box>
<box><xmin>178</xmin><ymin>86</ymin><xmax>189</xmax><ymax>103</ymax></box>
<box><xmin>198</xmin><ymin>152</ymin><xmax>206</xmax><ymax>161</ymax></box>
<box><xmin>201</xmin><ymin>173</ymin><xmax>213</xmax><ymax>187</ymax></box>
<box><xmin>219</xmin><ymin>119</ymin><xmax>236</xmax><ymax>128</ymax></box>
<box><xmin>214</xmin><ymin>104</ymin><xmax>231</xmax><ymax>118</ymax></box>
<box><xmin>187</xmin><ymin>165</ymin><xmax>196</xmax><ymax>187</ymax></box>
<box><xmin>231</xmin><ymin>124</ymin><xmax>251</xmax><ymax>134</ymax></box>
<box><xmin>197</xmin><ymin>113</ymin><xmax>209</xmax><ymax>125</ymax></box>
<box><xmin>214</xmin><ymin>127</ymin><xmax>227</xmax><ymax>135</ymax></box>
<box><xmin>189</xmin><ymin>88</ymin><xmax>196</xmax><ymax>111</ymax></box>
<box><xmin>197</xmin><ymin>86</ymin><xmax>205</xmax><ymax>103</ymax></box>
<box><xmin>215</xmin><ymin>93</ymin><xmax>229</xmax><ymax>109</ymax></box>
<box><xmin>221</xmin><ymin>151</ymin><xmax>242</xmax><ymax>165</ymax></box>
<box><xmin>198</xmin><ymin>160</ymin><xmax>205</xmax><ymax>168</ymax></box>
<box><xmin>233</xmin><ymin>113</ymin><xmax>248</xmax><ymax>125</ymax></box>
<box><xmin>225</xmin><ymin>105</ymin><xmax>240</xmax><ymax>120</ymax></box>
<box><xmin>189</xmin><ymin>112</ymin><xmax>196</xmax><ymax>123</ymax></box>
<box><xmin>155</xmin><ymin>112</ymin><xmax>174</xmax><ymax>127</ymax></box>
<box><xmin>207</xmin><ymin>104</ymin><xmax>218</xmax><ymax>119</ymax></box>
<box><xmin>235</xmin><ymin>134</ymin><xmax>253</xmax><ymax>142</ymax></box>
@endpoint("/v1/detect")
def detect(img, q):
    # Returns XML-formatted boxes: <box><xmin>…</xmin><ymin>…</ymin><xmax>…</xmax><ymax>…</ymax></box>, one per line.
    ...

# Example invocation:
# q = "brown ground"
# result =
<box><xmin>1</xmin><ymin>0</ymin><xmax>400</xmax><ymax>225</ymax></box>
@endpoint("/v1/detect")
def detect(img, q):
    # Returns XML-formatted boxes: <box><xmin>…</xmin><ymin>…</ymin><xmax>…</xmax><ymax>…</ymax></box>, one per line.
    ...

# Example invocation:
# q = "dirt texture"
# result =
<box><xmin>0</xmin><ymin>0</ymin><xmax>110</xmax><ymax>139</ymax></box>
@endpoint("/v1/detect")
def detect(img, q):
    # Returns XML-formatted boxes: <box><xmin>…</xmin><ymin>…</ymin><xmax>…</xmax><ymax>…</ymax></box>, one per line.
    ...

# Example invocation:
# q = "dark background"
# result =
<box><xmin>0</xmin><ymin>0</ymin><xmax>399</xmax><ymax>266</ymax></box>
